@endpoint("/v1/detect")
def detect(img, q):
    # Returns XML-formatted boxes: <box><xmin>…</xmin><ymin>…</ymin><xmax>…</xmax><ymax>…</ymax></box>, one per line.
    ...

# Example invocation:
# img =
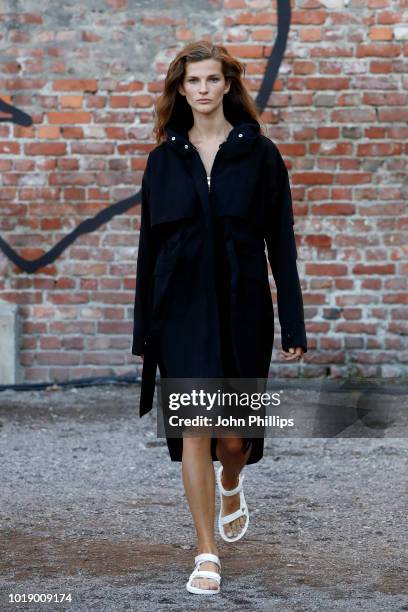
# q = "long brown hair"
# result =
<box><xmin>153</xmin><ymin>40</ymin><xmax>266</xmax><ymax>145</ymax></box>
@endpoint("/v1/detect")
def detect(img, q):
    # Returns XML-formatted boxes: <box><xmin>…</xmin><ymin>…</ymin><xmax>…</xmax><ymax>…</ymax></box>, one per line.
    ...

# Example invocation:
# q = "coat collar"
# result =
<box><xmin>165</xmin><ymin>118</ymin><xmax>260</xmax><ymax>159</ymax></box>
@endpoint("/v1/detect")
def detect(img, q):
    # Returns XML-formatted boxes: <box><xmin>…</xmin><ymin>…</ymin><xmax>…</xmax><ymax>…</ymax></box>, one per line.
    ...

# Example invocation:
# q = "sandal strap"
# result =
<box><xmin>220</xmin><ymin>506</ymin><xmax>247</xmax><ymax>524</ymax></box>
<box><xmin>194</xmin><ymin>553</ymin><xmax>221</xmax><ymax>568</ymax></box>
<box><xmin>217</xmin><ymin>466</ymin><xmax>244</xmax><ymax>496</ymax></box>
<box><xmin>190</xmin><ymin>570</ymin><xmax>221</xmax><ymax>583</ymax></box>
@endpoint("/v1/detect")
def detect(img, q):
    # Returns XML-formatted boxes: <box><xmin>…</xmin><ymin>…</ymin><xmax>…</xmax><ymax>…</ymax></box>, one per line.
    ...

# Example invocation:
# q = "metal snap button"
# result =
<box><xmin>238</xmin><ymin>133</ymin><xmax>243</xmax><ymax>137</ymax></box>
<box><xmin>171</xmin><ymin>136</ymin><xmax>176</xmax><ymax>141</ymax></box>
<box><xmin>184</xmin><ymin>144</ymin><xmax>189</xmax><ymax>149</ymax></box>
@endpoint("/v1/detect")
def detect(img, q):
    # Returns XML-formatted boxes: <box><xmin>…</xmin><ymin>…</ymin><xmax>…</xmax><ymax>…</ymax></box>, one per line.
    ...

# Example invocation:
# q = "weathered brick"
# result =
<box><xmin>48</xmin><ymin>112</ymin><xmax>91</xmax><ymax>124</ymax></box>
<box><xmin>60</xmin><ymin>95</ymin><xmax>83</xmax><ymax>108</ymax></box>
<box><xmin>53</xmin><ymin>79</ymin><xmax>97</xmax><ymax>92</ymax></box>
<box><xmin>25</xmin><ymin>143</ymin><xmax>66</xmax><ymax>155</ymax></box>
<box><xmin>0</xmin><ymin>0</ymin><xmax>405</xmax><ymax>383</ymax></box>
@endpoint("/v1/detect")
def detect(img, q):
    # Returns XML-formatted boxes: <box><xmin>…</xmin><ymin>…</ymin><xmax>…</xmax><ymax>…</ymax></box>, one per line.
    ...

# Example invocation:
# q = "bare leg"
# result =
<box><xmin>216</xmin><ymin>437</ymin><xmax>252</xmax><ymax>537</ymax></box>
<box><xmin>182</xmin><ymin>434</ymin><xmax>219</xmax><ymax>591</ymax></box>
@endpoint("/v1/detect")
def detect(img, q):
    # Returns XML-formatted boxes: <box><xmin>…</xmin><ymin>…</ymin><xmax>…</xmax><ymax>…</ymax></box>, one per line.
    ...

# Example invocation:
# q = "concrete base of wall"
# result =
<box><xmin>0</xmin><ymin>300</ymin><xmax>19</xmax><ymax>384</ymax></box>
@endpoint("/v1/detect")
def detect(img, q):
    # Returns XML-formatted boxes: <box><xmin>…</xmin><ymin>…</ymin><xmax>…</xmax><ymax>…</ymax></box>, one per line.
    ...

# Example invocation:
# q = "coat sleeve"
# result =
<box><xmin>263</xmin><ymin>142</ymin><xmax>307</xmax><ymax>353</ymax></box>
<box><xmin>131</xmin><ymin>153</ymin><xmax>156</xmax><ymax>356</ymax></box>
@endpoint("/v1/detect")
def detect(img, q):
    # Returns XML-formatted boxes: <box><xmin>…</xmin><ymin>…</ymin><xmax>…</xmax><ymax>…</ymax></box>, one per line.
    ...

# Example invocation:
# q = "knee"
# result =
<box><xmin>217</xmin><ymin>437</ymin><xmax>245</xmax><ymax>455</ymax></box>
<box><xmin>182</xmin><ymin>433</ymin><xmax>211</xmax><ymax>451</ymax></box>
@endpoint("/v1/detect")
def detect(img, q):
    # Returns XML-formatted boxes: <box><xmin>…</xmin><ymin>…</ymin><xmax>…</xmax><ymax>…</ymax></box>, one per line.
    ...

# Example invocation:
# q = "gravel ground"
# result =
<box><xmin>0</xmin><ymin>380</ymin><xmax>407</xmax><ymax>612</ymax></box>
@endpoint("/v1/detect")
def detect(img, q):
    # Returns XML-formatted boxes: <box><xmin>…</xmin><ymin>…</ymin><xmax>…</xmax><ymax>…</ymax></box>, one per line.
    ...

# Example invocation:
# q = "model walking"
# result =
<box><xmin>132</xmin><ymin>40</ymin><xmax>307</xmax><ymax>594</ymax></box>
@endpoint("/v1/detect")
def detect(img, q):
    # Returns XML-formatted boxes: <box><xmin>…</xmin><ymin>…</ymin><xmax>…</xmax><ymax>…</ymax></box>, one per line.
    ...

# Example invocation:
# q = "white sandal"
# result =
<box><xmin>186</xmin><ymin>553</ymin><xmax>221</xmax><ymax>595</ymax></box>
<box><xmin>216</xmin><ymin>465</ymin><xmax>249</xmax><ymax>542</ymax></box>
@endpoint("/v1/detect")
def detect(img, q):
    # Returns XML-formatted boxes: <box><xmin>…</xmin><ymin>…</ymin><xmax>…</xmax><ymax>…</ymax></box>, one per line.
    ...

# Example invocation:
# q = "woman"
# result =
<box><xmin>131</xmin><ymin>40</ymin><xmax>307</xmax><ymax>594</ymax></box>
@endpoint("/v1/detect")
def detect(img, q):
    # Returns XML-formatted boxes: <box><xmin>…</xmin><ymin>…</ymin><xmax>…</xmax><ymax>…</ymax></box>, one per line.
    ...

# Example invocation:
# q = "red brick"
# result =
<box><xmin>25</xmin><ymin>143</ymin><xmax>66</xmax><ymax>155</ymax></box>
<box><xmin>40</xmin><ymin>337</ymin><xmax>62</xmax><ymax>349</ymax></box>
<box><xmin>6</xmin><ymin>77</ymin><xmax>47</xmax><ymax>90</ymax></box>
<box><xmin>305</xmin><ymin>235</ymin><xmax>332</xmax><ymax>248</ymax></box>
<box><xmin>300</xmin><ymin>28</ymin><xmax>322</xmax><ymax>43</ymax></box>
<box><xmin>129</xmin><ymin>95</ymin><xmax>155</xmax><ymax>108</ymax></box>
<box><xmin>293</xmin><ymin>173</ymin><xmax>334</xmax><ymax>185</ymax></box>
<box><xmin>235</xmin><ymin>11</ymin><xmax>274</xmax><ymax>25</ymax></box>
<box><xmin>357</xmin><ymin>43</ymin><xmax>401</xmax><ymax>57</ymax></box>
<box><xmin>98</xmin><ymin>321</ymin><xmax>133</xmax><ymax>333</ymax></box>
<box><xmin>369</xmin><ymin>26</ymin><xmax>393</xmax><ymax>40</ymax></box>
<box><xmin>37</xmin><ymin>126</ymin><xmax>61</xmax><ymax>139</ymax></box>
<box><xmin>61</xmin><ymin>95</ymin><xmax>83</xmax><ymax>108</ymax></box>
<box><xmin>306</xmin><ymin>264</ymin><xmax>348</xmax><ymax>276</ymax></box>
<box><xmin>383</xmin><ymin>294</ymin><xmax>408</xmax><ymax>304</ymax></box>
<box><xmin>81</xmin><ymin>31</ymin><xmax>102</xmax><ymax>43</ymax></box>
<box><xmin>53</xmin><ymin>79</ymin><xmax>97</xmax><ymax>92</ymax></box>
<box><xmin>358</xmin><ymin>143</ymin><xmax>402</xmax><ymax>156</ymax></box>
<box><xmin>110</xmin><ymin>95</ymin><xmax>130</xmax><ymax>108</ymax></box>
<box><xmin>37</xmin><ymin>352</ymin><xmax>81</xmax><ymax>365</ymax></box>
<box><xmin>306</xmin><ymin>77</ymin><xmax>349</xmax><ymax>90</ymax></box>
<box><xmin>0</xmin><ymin>142</ymin><xmax>20</xmax><ymax>154</ymax></box>
<box><xmin>353</xmin><ymin>264</ymin><xmax>395</xmax><ymax>275</ymax></box>
<box><xmin>224</xmin><ymin>44</ymin><xmax>264</xmax><ymax>58</ymax></box>
<box><xmin>378</xmin><ymin>108</ymin><xmax>408</xmax><ymax>122</ymax></box>
<box><xmin>48</xmin><ymin>112</ymin><xmax>91</xmax><ymax>124</ymax></box>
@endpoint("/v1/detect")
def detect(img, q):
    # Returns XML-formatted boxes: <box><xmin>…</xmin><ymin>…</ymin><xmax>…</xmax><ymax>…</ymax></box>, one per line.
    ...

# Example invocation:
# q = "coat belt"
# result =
<box><xmin>139</xmin><ymin>338</ymin><xmax>159</xmax><ymax>418</ymax></box>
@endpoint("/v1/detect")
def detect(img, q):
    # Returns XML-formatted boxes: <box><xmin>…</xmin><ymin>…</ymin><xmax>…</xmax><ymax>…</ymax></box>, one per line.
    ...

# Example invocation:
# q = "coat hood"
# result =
<box><xmin>165</xmin><ymin>117</ymin><xmax>261</xmax><ymax>159</ymax></box>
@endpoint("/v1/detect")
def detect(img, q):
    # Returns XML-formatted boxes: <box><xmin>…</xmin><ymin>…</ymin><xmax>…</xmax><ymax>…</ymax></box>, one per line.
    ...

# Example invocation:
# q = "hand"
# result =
<box><xmin>281</xmin><ymin>346</ymin><xmax>304</xmax><ymax>362</ymax></box>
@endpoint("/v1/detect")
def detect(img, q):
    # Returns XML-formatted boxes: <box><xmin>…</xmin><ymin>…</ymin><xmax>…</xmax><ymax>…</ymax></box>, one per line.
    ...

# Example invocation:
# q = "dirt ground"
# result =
<box><xmin>0</xmin><ymin>379</ymin><xmax>407</xmax><ymax>611</ymax></box>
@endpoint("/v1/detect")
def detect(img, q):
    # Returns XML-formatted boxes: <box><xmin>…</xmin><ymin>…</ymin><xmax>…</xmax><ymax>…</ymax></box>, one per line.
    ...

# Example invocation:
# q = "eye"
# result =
<box><xmin>187</xmin><ymin>77</ymin><xmax>220</xmax><ymax>82</ymax></box>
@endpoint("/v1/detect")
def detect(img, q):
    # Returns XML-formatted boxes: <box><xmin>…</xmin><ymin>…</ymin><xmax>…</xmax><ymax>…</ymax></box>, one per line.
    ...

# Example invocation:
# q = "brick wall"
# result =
<box><xmin>0</xmin><ymin>0</ymin><xmax>407</xmax><ymax>383</ymax></box>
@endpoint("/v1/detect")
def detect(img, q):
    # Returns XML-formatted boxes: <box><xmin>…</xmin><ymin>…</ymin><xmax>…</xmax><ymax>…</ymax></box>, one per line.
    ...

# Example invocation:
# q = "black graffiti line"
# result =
<box><xmin>0</xmin><ymin>194</ymin><xmax>139</xmax><ymax>273</ymax></box>
<box><xmin>0</xmin><ymin>98</ymin><xmax>32</xmax><ymax>126</ymax></box>
<box><xmin>255</xmin><ymin>0</ymin><xmax>290</xmax><ymax>111</ymax></box>
<box><xmin>0</xmin><ymin>0</ymin><xmax>290</xmax><ymax>273</ymax></box>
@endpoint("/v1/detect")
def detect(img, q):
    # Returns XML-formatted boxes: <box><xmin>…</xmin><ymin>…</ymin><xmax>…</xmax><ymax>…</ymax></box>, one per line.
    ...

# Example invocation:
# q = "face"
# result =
<box><xmin>178</xmin><ymin>58</ymin><xmax>230</xmax><ymax>114</ymax></box>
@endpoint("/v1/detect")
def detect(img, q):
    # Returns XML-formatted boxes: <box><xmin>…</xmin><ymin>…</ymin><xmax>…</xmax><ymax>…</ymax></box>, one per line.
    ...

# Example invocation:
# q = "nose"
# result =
<box><xmin>198</xmin><ymin>81</ymin><xmax>209</xmax><ymax>93</ymax></box>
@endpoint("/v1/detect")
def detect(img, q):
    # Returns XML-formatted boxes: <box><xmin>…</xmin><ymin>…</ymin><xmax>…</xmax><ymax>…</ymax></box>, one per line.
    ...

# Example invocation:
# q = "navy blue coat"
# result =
<box><xmin>132</xmin><ymin>118</ymin><xmax>307</xmax><ymax>418</ymax></box>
